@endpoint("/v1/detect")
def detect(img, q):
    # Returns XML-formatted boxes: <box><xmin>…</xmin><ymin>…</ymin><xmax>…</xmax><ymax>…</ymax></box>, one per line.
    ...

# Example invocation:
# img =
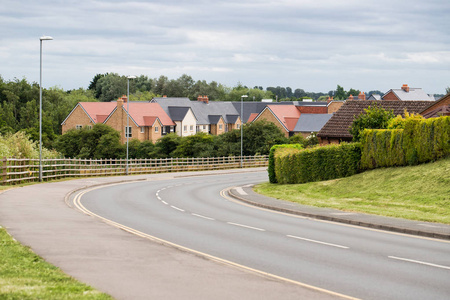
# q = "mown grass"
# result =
<box><xmin>255</xmin><ymin>158</ymin><xmax>450</xmax><ymax>224</ymax></box>
<box><xmin>0</xmin><ymin>227</ymin><xmax>112</xmax><ymax>300</ymax></box>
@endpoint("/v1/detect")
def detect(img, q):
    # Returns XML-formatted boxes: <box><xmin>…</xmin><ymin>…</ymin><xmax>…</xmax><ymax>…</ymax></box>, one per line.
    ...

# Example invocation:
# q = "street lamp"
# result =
<box><xmin>240</xmin><ymin>95</ymin><xmax>248</xmax><ymax>168</ymax></box>
<box><xmin>126</xmin><ymin>75</ymin><xmax>136</xmax><ymax>175</ymax></box>
<box><xmin>39</xmin><ymin>35</ymin><xmax>53</xmax><ymax>182</ymax></box>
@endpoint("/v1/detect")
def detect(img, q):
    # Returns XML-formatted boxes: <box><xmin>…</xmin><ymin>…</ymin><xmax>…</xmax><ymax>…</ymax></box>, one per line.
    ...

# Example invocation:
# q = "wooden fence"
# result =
<box><xmin>0</xmin><ymin>155</ymin><xmax>268</xmax><ymax>185</ymax></box>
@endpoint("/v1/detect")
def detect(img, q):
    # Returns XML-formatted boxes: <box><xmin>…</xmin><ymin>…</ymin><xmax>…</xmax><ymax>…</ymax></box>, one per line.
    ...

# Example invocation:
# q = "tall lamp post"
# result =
<box><xmin>240</xmin><ymin>95</ymin><xmax>248</xmax><ymax>168</ymax></box>
<box><xmin>39</xmin><ymin>36</ymin><xmax>53</xmax><ymax>182</ymax></box>
<box><xmin>126</xmin><ymin>75</ymin><xmax>136</xmax><ymax>175</ymax></box>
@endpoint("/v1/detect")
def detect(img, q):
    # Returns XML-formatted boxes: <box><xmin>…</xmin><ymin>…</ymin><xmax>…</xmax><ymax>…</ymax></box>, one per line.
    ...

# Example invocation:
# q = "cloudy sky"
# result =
<box><xmin>1</xmin><ymin>0</ymin><xmax>449</xmax><ymax>94</ymax></box>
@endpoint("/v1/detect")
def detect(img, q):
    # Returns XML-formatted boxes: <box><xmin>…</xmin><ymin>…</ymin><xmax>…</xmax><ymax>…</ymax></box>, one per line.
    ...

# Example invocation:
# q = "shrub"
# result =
<box><xmin>268</xmin><ymin>144</ymin><xmax>303</xmax><ymax>183</ymax></box>
<box><xmin>273</xmin><ymin>143</ymin><xmax>361</xmax><ymax>184</ymax></box>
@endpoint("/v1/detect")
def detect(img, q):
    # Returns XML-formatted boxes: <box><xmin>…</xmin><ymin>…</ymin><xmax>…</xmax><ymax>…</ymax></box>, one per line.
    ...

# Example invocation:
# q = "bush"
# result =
<box><xmin>361</xmin><ymin>116</ymin><xmax>450</xmax><ymax>169</ymax></box>
<box><xmin>273</xmin><ymin>143</ymin><xmax>361</xmax><ymax>184</ymax></box>
<box><xmin>268</xmin><ymin>144</ymin><xmax>303</xmax><ymax>183</ymax></box>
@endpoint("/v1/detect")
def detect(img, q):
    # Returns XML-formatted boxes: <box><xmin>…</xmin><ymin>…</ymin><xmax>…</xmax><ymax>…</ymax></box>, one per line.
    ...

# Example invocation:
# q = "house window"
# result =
<box><xmin>237</xmin><ymin>124</ymin><xmax>240</xmax><ymax>129</ymax></box>
<box><xmin>125</xmin><ymin>126</ymin><xmax>132</xmax><ymax>138</ymax></box>
<box><xmin>76</xmin><ymin>125</ymin><xmax>82</xmax><ymax>130</ymax></box>
<box><xmin>190</xmin><ymin>125</ymin><xmax>194</xmax><ymax>131</ymax></box>
<box><xmin>203</xmin><ymin>125</ymin><xmax>206</xmax><ymax>130</ymax></box>
<box><xmin>163</xmin><ymin>127</ymin><xmax>166</xmax><ymax>134</ymax></box>
<box><xmin>155</xmin><ymin>126</ymin><xmax>159</xmax><ymax>133</ymax></box>
<box><xmin>86</xmin><ymin>125</ymin><xmax>92</xmax><ymax>130</ymax></box>
<box><xmin>140</xmin><ymin>127</ymin><xmax>145</xmax><ymax>133</ymax></box>
<box><xmin>184</xmin><ymin>125</ymin><xmax>187</xmax><ymax>132</ymax></box>
<box><xmin>219</xmin><ymin>124</ymin><xmax>223</xmax><ymax>130</ymax></box>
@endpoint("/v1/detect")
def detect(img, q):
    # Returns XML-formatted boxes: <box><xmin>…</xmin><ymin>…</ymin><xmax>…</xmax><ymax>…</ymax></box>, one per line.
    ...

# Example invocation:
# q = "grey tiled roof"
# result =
<box><xmin>293</xmin><ymin>114</ymin><xmax>333</xmax><ymax>133</ymax></box>
<box><xmin>383</xmin><ymin>88</ymin><xmax>435</xmax><ymax>101</ymax></box>
<box><xmin>167</xmin><ymin>106</ymin><xmax>192</xmax><ymax>121</ymax></box>
<box><xmin>208</xmin><ymin>115</ymin><xmax>223</xmax><ymax>124</ymax></box>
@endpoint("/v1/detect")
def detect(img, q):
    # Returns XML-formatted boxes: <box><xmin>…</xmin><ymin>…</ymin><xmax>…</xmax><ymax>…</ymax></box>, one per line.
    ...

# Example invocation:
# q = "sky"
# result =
<box><xmin>1</xmin><ymin>0</ymin><xmax>449</xmax><ymax>95</ymax></box>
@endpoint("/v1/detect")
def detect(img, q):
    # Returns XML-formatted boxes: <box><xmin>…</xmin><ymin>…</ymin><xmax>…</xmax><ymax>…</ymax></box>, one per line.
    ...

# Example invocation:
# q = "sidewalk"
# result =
<box><xmin>228</xmin><ymin>184</ymin><xmax>450</xmax><ymax>240</ymax></box>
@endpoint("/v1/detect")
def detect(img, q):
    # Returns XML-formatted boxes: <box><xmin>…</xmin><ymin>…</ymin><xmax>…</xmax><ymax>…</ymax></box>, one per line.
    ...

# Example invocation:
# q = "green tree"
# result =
<box><xmin>243</xmin><ymin>120</ymin><xmax>288</xmax><ymax>155</ymax></box>
<box><xmin>350</xmin><ymin>104</ymin><xmax>395</xmax><ymax>142</ymax></box>
<box><xmin>172</xmin><ymin>133</ymin><xmax>215</xmax><ymax>157</ymax></box>
<box><xmin>334</xmin><ymin>85</ymin><xmax>346</xmax><ymax>100</ymax></box>
<box><xmin>153</xmin><ymin>133</ymin><xmax>182</xmax><ymax>158</ymax></box>
<box><xmin>95</xmin><ymin>73</ymin><xmax>128</xmax><ymax>102</ymax></box>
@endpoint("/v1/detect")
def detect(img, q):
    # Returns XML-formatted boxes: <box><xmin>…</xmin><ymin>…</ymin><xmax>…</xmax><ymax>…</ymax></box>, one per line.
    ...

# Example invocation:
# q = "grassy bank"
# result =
<box><xmin>0</xmin><ymin>227</ymin><xmax>112</xmax><ymax>299</ymax></box>
<box><xmin>255</xmin><ymin>158</ymin><xmax>450</xmax><ymax>224</ymax></box>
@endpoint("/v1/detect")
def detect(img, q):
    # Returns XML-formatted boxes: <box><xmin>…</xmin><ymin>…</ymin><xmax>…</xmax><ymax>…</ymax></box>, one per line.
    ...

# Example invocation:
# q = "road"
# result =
<box><xmin>76</xmin><ymin>171</ymin><xmax>450</xmax><ymax>300</ymax></box>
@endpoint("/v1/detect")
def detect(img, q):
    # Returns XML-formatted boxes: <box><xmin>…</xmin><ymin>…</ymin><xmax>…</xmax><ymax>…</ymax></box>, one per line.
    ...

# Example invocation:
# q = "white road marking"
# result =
<box><xmin>227</xmin><ymin>222</ymin><xmax>265</xmax><ymax>231</ymax></box>
<box><xmin>192</xmin><ymin>213</ymin><xmax>215</xmax><ymax>221</ymax></box>
<box><xmin>330</xmin><ymin>212</ymin><xmax>356</xmax><ymax>216</ymax></box>
<box><xmin>161</xmin><ymin>200</ymin><xmax>168</xmax><ymax>205</ymax></box>
<box><xmin>157</xmin><ymin>196</ymin><xmax>161</xmax><ymax>200</ymax></box>
<box><xmin>388</xmin><ymin>256</ymin><xmax>450</xmax><ymax>270</ymax></box>
<box><xmin>171</xmin><ymin>205</ymin><xmax>185</xmax><ymax>212</ymax></box>
<box><xmin>287</xmin><ymin>235</ymin><xmax>349</xmax><ymax>249</ymax></box>
<box><xmin>234</xmin><ymin>187</ymin><xmax>248</xmax><ymax>195</ymax></box>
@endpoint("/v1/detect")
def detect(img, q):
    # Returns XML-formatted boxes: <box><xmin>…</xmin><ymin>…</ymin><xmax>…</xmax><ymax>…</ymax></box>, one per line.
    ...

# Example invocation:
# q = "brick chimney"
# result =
<box><xmin>197</xmin><ymin>95</ymin><xmax>209</xmax><ymax>104</ymax></box>
<box><xmin>163</xmin><ymin>95</ymin><xmax>167</xmax><ymax>98</ymax></box>
<box><xmin>327</xmin><ymin>96</ymin><xmax>334</xmax><ymax>104</ymax></box>
<box><xmin>358</xmin><ymin>91</ymin><xmax>366</xmax><ymax>100</ymax></box>
<box><xmin>401</xmin><ymin>84</ymin><xmax>410</xmax><ymax>92</ymax></box>
<box><xmin>117</xmin><ymin>97</ymin><xmax>124</xmax><ymax>107</ymax></box>
<box><xmin>348</xmin><ymin>94</ymin><xmax>354</xmax><ymax>100</ymax></box>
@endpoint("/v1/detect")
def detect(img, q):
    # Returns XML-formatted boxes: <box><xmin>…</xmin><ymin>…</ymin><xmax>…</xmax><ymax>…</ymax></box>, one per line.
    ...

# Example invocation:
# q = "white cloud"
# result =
<box><xmin>0</xmin><ymin>0</ymin><xmax>449</xmax><ymax>94</ymax></box>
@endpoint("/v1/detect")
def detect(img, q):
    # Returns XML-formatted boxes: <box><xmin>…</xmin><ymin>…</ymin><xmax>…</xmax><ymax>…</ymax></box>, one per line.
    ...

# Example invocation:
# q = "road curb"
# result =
<box><xmin>227</xmin><ymin>186</ymin><xmax>450</xmax><ymax>241</ymax></box>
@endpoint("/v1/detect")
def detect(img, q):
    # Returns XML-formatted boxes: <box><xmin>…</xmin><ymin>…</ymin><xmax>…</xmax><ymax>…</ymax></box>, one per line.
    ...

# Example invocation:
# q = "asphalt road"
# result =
<box><xmin>77</xmin><ymin>171</ymin><xmax>450</xmax><ymax>300</ymax></box>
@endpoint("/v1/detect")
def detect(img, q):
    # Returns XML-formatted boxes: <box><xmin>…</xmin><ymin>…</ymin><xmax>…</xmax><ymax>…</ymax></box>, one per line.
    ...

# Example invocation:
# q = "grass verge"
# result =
<box><xmin>255</xmin><ymin>158</ymin><xmax>450</xmax><ymax>224</ymax></box>
<box><xmin>0</xmin><ymin>227</ymin><xmax>112</xmax><ymax>300</ymax></box>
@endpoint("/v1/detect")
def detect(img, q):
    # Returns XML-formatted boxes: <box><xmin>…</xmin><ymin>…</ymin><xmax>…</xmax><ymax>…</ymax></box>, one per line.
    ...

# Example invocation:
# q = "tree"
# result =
<box><xmin>153</xmin><ymin>133</ymin><xmax>182</xmax><ymax>158</ymax></box>
<box><xmin>350</xmin><ymin>105</ymin><xmax>395</xmax><ymax>142</ymax></box>
<box><xmin>95</xmin><ymin>73</ymin><xmax>128</xmax><ymax>102</ymax></box>
<box><xmin>88</xmin><ymin>73</ymin><xmax>106</xmax><ymax>95</ymax></box>
<box><xmin>243</xmin><ymin>120</ymin><xmax>288</xmax><ymax>155</ymax></box>
<box><xmin>334</xmin><ymin>85</ymin><xmax>346</xmax><ymax>100</ymax></box>
<box><xmin>171</xmin><ymin>132</ymin><xmax>215</xmax><ymax>157</ymax></box>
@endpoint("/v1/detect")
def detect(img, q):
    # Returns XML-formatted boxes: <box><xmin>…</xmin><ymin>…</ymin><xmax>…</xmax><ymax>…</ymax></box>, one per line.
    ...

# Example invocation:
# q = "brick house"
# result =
<box><xmin>317</xmin><ymin>100</ymin><xmax>433</xmax><ymax>145</ymax></box>
<box><xmin>61</xmin><ymin>102</ymin><xmax>117</xmax><ymax>134</ymax></box>
<box><xmin>421</xmin><ymin>93</ymin><xmax>450</xmax><ymax>118</ymax></box>
<box><xmin>62</xmin><ymin>96</ymin><xmax>174</xmax><ymax>143</ymax></box>
<box><xmin>382</xmin><ymin>84</ymin><xmax>435</xmax><ymax>101</ymax></box>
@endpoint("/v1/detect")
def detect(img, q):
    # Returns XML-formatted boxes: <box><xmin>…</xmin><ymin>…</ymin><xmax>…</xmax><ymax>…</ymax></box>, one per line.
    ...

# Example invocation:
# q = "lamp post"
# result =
<box><xmin>126</xmin><ymin>75</ymin><xmax>136</xmax><ymax>175</ymax></box>
<box><xmin>240</xmin><ymin>95</ymin><xmax>248</xmax><ymax>168</ymax></box>
<box><xmin>39</xmin><ymin>36</ymin><xmax>53</xmax><ymax>182</ymax></box>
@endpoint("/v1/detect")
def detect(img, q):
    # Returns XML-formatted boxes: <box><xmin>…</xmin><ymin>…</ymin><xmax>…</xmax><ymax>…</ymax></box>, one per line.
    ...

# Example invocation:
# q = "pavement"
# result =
<box><xmin>228</xmin><ymin>183</ymin><xmax>450</xmax><ymax>241</ymax></box>
<box><xmin>1</xmin><ymin>168</ymin><xmax>449</xmax><ymax>300</ymax></box>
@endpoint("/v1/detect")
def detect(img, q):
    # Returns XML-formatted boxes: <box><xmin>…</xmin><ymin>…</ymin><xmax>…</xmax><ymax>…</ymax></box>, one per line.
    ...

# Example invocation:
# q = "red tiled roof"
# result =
<box><xmin>266</xmin><ymin>105</ymin><xmax>301</xmax><ymax>131</ymax></box>
<box><xmin>79</xmin><ymin>102</ymin><xmax>117</xmax><ymax>123</ymax></box>
<box><xmin>247</xmin><ymin>113</ymin><xmax>258</xmax><ymax>123</ymax></box>
<box><xmin>317</xmin><ymin>100</ymin><xmax>433</xmax><ymax>139</ymax></box>
<box><xmin>126</xmin><ymin>103</ymin><xmax>175</xmax><ymax>126</ymax></box>
<box><xmin>143</xmin><ymin>116</ymin><xmax>158</xmax><ymax>126</ymax></box>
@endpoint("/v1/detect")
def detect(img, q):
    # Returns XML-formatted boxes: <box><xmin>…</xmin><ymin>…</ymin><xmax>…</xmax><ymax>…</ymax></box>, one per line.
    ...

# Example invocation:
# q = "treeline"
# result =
<box><xmin>55</xmin><ymin>121</ymin><xmax>318</xmax><ymax>159</ymax></box>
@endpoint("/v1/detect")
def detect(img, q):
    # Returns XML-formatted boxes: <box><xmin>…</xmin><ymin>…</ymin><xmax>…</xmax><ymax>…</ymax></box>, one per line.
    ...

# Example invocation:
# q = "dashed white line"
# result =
<box><xmin>287</xmin><ymin>235</ymin><xmax>349</xmax><ymax>249</ymax></box>
<box><xmin>227</xmin><ymin>222</ymin><xmax>265</xmax><ymax>231</ymax></box>
<box><xmin>161</xmin><ymin>200</ymin><xmax>168</xmax><ymax>205</ymax></box>
<box><xmin>192</xmin><ymin>213</ymin><xmax>215</xmax><ymax>221</ymax></box>
<box><xmin>157</xmin><ymin>196</ymin><xmax>161</xmax><ymax>200</ymax></box>
<box><xmin>388</xmin><ymin>256</ymin><xmax>450</xmax><ymax>270</ymax></box>
<box><xmin>171</xmin><ymin>205</ymin><xmax>185</xmax><ymax>212</ymax></box>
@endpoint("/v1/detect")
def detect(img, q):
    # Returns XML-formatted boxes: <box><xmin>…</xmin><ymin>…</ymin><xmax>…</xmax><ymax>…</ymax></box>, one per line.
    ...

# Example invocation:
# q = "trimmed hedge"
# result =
<box><xmin>273</xmin><ymin>143</ymin><xmax>361</xmax><ymax>184</ymax></box>
<box><xmin>268</xmin><ymin>144</ymin><xmax>303</xmax><ymax>183</ymax></box>
<box><xmin>361</xmin><ymin>116</ymin><xmax>450</xmax><ymax>169</ymax></box>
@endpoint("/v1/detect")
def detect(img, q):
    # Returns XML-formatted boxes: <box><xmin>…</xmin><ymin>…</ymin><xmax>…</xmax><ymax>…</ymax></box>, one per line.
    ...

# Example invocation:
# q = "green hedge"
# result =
<box><xmin>273</xmin><ymin>143</ymin><xmax>361</xmax><ymax>184</ymax></box>
<box><xmin>361</xmin><ymin>116</ymin><xmax>450</xmax><ymax>169</ymax></box>
<box><xmin>268</xmin><ymin>144</ymin><xmax>303</xmax><ymax>183</ymax></box>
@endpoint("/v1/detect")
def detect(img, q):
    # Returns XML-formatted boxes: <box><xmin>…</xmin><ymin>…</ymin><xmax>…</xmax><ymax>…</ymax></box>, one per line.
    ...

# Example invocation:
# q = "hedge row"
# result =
<box><xmin>273</xmin><ymin>143</ymin><xmax>361</xmax><ymax>184</ymax></box>
<box><xmin>361</xmin><ymin>116</ymin><xmax>450</xmax><ymax>169</ymax></box>
<box><xmin>268</xmin><ymin>144</ymin><xmax>303</xmax><ymax>183</ymax></box>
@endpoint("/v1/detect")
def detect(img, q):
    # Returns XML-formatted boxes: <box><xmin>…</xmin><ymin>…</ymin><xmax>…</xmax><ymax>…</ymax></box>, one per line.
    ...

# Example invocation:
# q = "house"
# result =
<box><xmin>382</xmin><ymin>84</ymin><xmax>435</xmax><ymax>101</ymax></box>
<box><xmin>317</xmin><ymin>100</ymin><xmax>433</xmax><ymax>145</ymax></box>
<box><xmin>421</xmin><ymin>93</ymin><xmax>450</xmax><ymax>118</ymax></box>
<box><xmin>293</xmin><ymin>114</ymin><xmax>333</xmax><ymax>138</ymax></box>
<box><xmin>62</xmin><ymin>96</ymin><xmax>175</xmax><ymax>143</ymax></box>
<box><xmin>151</xmin><ymin>96</ymin><xmax>242</xmax><ymax>135</ymax></box>
<box><xmin>167</xmin><ymin>106</ymin><xmax>197</xmax><ymax>137</ymax></box>
<box><xmin>61</xmin><ymin>101</ymin><xmax>117</xmax><ymax>133</ymax></box>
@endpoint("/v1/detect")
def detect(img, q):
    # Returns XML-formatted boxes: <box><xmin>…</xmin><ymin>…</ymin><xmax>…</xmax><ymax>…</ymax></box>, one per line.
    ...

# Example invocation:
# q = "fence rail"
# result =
<box><xmin>1</xmin><ymin>155</ymin><xmax>268</xmax><ymax>185</ymax></box>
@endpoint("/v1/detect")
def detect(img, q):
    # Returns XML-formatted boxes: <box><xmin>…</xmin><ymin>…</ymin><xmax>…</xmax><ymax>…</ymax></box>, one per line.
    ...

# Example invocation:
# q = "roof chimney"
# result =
<box><xmin>327</xmin><ymin>96</ymin><xmax>333</xmax><ymax>104</ymax></box>
<box><xmin>348</xmin><ymin>94</ymin><xmax>354</xmax><ymax>100</ymax></box>
<box><xmin>163</xmin><ymin>95</ymin><xmax>167</xmax><ymax>98</ymax></box>
<box><xmin>358</xmin><ymin>91</ymin><xmax>366</xmax><ymax>100</ymax></box>
<box><xmin>122</xmin><ymin>95</ymin><xmax>128</xmax><ymax>103</ymax></box>
<box><xmin>117</xmin><ymin>97</ymin><xmax>124</xmax><ymax>107</ymax></box>
<box><xmin>402</xmin><ymin>84</ymin><xmax>410</xmax><ymax>93</ymax></box>
<box><xmin>197</xmin><ymin>95</ymin><xmax>209</xmax><ymax>104</ymax></box>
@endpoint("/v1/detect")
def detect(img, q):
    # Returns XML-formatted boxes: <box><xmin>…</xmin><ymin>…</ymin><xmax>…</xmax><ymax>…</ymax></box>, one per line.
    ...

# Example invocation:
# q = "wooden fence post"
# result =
<box><xmin>1</xmin><ymin>157</ymin><xmax>7</xmax><ymax>185</ymax></box>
